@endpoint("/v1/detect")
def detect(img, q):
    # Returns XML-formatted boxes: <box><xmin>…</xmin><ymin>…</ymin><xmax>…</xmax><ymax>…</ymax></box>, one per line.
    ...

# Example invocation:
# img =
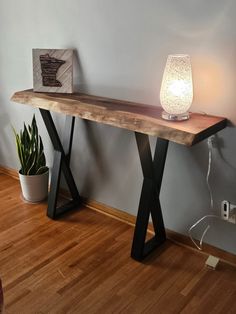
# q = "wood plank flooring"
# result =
<box><xmin>0</xmin><ymin>173</ymin><xmax>235</xmax><ymax>313</ymax></box>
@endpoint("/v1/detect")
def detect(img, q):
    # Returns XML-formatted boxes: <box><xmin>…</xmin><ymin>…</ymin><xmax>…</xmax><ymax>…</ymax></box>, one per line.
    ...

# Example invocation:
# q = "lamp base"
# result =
<box><xmin>161</xmin><ymin>111</ymin><xmax>189</xmax><ymax>121</ymax></box>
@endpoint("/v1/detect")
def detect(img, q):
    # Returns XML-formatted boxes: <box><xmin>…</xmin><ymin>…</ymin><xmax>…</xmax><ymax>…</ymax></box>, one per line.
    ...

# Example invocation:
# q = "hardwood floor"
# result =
<box><xmin>0</xmin><ymin>173</ymin><xmax>235</xmax><ymax>313</ymax></box>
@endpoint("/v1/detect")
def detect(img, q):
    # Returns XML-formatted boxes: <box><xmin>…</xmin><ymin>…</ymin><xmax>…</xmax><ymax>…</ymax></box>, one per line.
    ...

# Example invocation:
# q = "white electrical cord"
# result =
<box><xmin>188</xmin><ymin>215</ymin><xmax>220</xmax><ymax>250</ymax></box>
<box><xmin>206</xmin><ymin>137</ymin><xmax>214</xmax><ymax>210</ymax></box>
<box><xmin>188</xmin><ymin>136</ymin><xmax>216</xmax><ymax>250</ymax></box>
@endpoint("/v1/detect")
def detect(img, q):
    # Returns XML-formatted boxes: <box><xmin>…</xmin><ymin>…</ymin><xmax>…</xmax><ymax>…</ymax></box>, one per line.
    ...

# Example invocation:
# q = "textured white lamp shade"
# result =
<box><xmin>160</xmin><ymin>54</ymin><xmax>193</xmax><ymax>121</ymax></box>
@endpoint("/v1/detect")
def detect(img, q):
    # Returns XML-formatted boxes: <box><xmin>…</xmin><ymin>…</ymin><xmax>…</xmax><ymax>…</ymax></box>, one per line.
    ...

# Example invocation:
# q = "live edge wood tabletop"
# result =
<box><xmin>11</xmin><ymin>89</ymin><xmax>227</xmax><ymax>261</ymax></box>
<box><xmin>11</xmin><ymin>89</ymin><xmax>227</xmax><ymax>146</ymax></box>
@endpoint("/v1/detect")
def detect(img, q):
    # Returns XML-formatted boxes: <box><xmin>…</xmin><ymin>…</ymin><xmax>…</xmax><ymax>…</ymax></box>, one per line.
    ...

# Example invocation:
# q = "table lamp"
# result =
<box><xmin>160</xmin><ymin>54</ymin><xmax>193</xmax><ymax>121</ymax></box>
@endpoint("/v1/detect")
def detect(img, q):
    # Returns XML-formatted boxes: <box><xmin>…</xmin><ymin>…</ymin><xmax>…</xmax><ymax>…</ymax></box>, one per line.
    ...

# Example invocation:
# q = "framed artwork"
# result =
<box><xmin>33</xmin><ymin>49</ymin><xmax>73</xmax><ymax>93</ymax></box>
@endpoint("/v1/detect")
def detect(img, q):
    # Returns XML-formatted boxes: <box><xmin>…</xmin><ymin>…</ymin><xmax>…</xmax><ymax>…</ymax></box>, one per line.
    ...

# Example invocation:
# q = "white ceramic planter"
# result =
<box><xmin>19</xmin><ymin>170</ymin><xmax>49</xmax><ymax>202</ymax></box>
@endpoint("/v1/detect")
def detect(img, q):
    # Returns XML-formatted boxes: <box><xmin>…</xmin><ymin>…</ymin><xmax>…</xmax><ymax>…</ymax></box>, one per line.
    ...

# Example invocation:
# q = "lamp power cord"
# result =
<box><xmin>188</xmin><ymin>136</ymin><xmax>218</xmax><ymax>250</ymax></box>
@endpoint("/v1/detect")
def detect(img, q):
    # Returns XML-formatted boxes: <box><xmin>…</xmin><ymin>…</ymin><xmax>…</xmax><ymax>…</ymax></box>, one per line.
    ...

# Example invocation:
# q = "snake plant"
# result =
<box><xmin>13</xmin><ymin>115</ymin><xmax>48</xmax><ymax>175</ymax></box>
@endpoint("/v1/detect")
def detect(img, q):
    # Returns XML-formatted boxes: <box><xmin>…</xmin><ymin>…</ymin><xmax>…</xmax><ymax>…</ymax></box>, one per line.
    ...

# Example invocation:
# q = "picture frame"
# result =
<box><xmin>33</xmin><ymin>49</ymin><xmax>73</xmax><ymax>93</ymax></box>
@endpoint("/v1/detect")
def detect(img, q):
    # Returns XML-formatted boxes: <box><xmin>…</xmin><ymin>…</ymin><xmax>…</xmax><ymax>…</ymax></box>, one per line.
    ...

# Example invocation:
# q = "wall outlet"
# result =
<box><xmin>221</xmin><ymin>200</ymin><xmax>236</xmax><ymax>224</ymax></box>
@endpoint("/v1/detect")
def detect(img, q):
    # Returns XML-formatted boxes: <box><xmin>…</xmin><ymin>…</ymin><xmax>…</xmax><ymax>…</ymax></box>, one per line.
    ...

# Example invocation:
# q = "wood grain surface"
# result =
<box><xmin>0</xmin><ymin>173</ymin><xmax>236</xmax><ymax>313</ymax></box>
<box><xmin>11</xmin><ymin>89</ymin><xmax>227</xmax><ymax>146</ymax></box>
<box><xmin>1</xmin><ymin>164</ymin><xmax>235</xmax><ymax>266</ymax></box>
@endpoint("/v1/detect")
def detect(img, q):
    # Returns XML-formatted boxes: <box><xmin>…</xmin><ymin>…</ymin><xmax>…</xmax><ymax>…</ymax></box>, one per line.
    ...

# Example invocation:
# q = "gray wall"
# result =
<box><xmin>0</xmin><ymin>0</ymin><xmax>235</xmax><ymax>254</ymax></box>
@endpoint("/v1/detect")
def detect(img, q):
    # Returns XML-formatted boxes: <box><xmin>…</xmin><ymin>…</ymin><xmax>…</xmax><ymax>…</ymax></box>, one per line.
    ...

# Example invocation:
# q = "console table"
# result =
<box><xmin>11</xmin><ymin>89</ymin><xmax>227</xmax><ymax>261</ymax></box>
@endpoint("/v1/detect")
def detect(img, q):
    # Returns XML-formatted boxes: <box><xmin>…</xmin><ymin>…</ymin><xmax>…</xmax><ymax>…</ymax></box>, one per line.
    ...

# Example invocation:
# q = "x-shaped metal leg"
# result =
<box><xmin>40</xmin><ymin>110</ymin><xmax>168</xmax><ymax>260</ymax></box>
<box><xmin>131</xmin><ymin>132</ymin><xmax>169</xmax><ymax>261</ymax></box>
<box><xmin>40</xmin><ymin>109</ymin><xmax>81</xmax><ymax>219</ymax></box>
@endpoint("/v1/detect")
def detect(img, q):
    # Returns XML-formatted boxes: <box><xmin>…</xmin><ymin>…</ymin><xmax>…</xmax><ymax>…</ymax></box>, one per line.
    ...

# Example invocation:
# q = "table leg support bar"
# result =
<box><xmin>40</xmin><ymin>109</ymin><xmax>81</xmax><ymax>219</ymax></box>
<box><xmin>40</xmin><ymin>109</ymin><xmax>168</xmax><ymax>260</ymax></box>
<box><xmin>131</xmin><ymin>133</ymin><xmax>169</xmax><ymax>261</ymax></box>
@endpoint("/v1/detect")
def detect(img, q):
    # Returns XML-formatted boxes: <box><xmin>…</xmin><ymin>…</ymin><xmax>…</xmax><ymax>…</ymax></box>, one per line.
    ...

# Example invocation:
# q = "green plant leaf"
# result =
<box><xmin>12</xmin><ymin>116</ymin><xmax>47</xmax><ymax>176</ymax></box>
<box><xmin>36</xmin><ymin>166</ymin><xmax>48</xmax><ymax>175</ymax></box>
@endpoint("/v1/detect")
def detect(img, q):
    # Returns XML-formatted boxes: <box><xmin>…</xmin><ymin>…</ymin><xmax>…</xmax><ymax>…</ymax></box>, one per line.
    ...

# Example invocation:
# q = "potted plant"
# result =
<box><xmin>13</xmin><ymin>115</ymin><xmax>49</xmax><ymax>202</ymax></box>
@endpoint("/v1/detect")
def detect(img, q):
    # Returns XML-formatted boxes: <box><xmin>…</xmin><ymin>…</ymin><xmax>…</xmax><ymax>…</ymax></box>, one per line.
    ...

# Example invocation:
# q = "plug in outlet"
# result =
<box><xmin>207</xmin><ymin>135</ymin><xmax>217</xmax><ymax>148</ymax></box>
<box><xmin>229</xmin><ymin>213</ymin><xmax>236</xmax><ymax>224</ymax></box>
<box><xmin>221</xmin><ymin>200</ymin><xmax>236</xmax><ymax>224</ymax></box>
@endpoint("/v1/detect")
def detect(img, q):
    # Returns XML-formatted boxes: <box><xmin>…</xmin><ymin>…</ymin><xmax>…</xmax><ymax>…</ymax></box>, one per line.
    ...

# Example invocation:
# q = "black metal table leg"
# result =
<box><xmin>40</xmin><ymin>109</ymin><xmax>81</xmax><ymax>219</ymax></box>
<box><xmin>131</xmin><ymin>132</ymin><xmax>169</xmax><ymax>261</ymax></box>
